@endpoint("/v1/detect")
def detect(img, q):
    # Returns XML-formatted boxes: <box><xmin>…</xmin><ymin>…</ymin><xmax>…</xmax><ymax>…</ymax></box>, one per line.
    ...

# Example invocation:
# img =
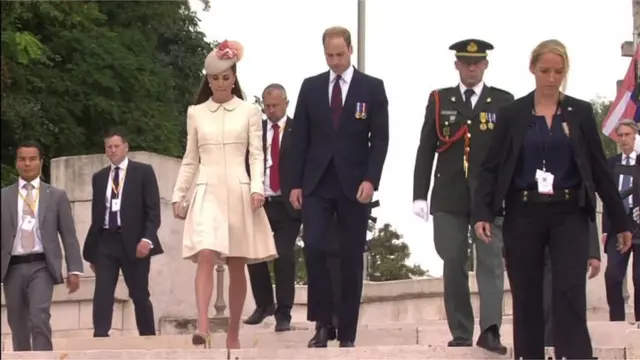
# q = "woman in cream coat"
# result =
<box><xmin>171</xmin><ymin>40</ymin><xmax>277</xmax><ymax>349</ymax></box>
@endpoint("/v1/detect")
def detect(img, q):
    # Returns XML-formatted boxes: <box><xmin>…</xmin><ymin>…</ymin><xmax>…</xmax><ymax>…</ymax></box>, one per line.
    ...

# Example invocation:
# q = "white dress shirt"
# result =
<box><xmin>13</xmin><ymin>177</ymin><xmax>82</xmax><ymax>275</ymax></box>
<box><xmin>13</xmin><ymin>177</ymin><xmax>43</xmax><ymax>255</ymax></box>
<box><xmin>103</xmin><ymin>157</ymin><xmax>153</xmax><ymax>247</ymax></box>
<box><xmin>619</xmin><ymin>151</ymin><xmax>637</xmax><ymax>208</ymax></box>
<box><xmin>104</xmin><ymin>157</ymin><xmax>129</xmax><ymax>228</ymax></box>
<box><xmin>329</xmin><ymin>65</ymin><xmax>354</xmax><ymax>104</ymax></box>
<box><xmin>265</xmin><ymin>116</ymin><xmax>287</xmax><ymax>197</ymax></box>
<box><xmin>458</xmin><ymin>81</ymin><xmax>485</xmax><ymax>109</ymax></box>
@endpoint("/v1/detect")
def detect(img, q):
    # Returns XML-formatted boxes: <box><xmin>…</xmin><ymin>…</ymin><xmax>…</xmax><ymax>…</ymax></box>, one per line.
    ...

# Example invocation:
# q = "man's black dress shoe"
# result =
<box><xmin>476</xmin><ymin>325</ymin><xmax>507</xmax><ymax>355</ymax></box>
<box><xmin>339</xmin><ymin>341</ymin><xmax>355</xmax><ymax>347</ymax></box>
<box><xmin>243</xmin><ymin>305</ymin><xmax>275</xmax><ymax>325</ymax></box>
<box><xmin>447</xmin><ymin>337</ymin><xmax>472</xmax><ymax>347</ymax></box>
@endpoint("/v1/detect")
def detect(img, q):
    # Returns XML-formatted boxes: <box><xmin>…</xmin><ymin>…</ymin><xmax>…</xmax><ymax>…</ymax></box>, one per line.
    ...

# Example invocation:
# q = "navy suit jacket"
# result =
<box><xmin>290</xmin><ymin>68</ymin><xmax>389</xmax><ymax>199</ymax></box>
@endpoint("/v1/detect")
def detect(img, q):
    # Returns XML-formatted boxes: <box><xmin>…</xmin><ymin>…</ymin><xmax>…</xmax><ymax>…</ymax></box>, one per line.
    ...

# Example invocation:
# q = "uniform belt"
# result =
<box><xmin>9</xmin><ymin>253</ymin><xmax>46</xmax><ymax>266</ymax></box>
<box><xmin>511</xmin><ymin>188</ymin><xmax>578</xmax><ymax>204</ymax></box>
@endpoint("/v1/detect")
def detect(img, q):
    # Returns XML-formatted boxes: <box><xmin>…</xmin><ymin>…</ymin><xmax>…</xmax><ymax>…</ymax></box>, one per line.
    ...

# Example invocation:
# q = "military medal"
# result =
<box><xmin>488</xmin><ymin>123</ymin><xmax>494</xmax><ymax>130</ymax></box>
<box><xmin>355</xmin><ymin>102</ymin><xmax>368</xmax><ymax>119</ymax></box>
<box><xmin>480</xmin><ymin>123</ymin><xmax>487</xmax><ymax>130</ymax></box>
<box><xmin>480</xmin><ymin>112</ymin><xmax>488</xmax><ymax>131</ymax></box>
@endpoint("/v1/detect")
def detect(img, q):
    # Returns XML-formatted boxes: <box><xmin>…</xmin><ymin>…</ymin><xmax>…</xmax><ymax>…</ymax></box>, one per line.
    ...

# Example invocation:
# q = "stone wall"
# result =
<box><xmin>0</xmin><ymin>151</ymin><xmax>631</xmax><ymax>339</ymax></box>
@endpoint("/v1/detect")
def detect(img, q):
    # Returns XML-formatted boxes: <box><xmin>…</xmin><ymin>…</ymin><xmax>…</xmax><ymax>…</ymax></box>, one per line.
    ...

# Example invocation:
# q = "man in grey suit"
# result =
<box><xmin>1</xmin><ymin>141</ymin><xmax>83</xmax><ymax>351</ymax></box>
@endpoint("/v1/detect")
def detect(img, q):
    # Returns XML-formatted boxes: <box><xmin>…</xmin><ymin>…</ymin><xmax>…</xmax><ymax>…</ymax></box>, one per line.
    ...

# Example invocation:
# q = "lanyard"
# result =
<box><xmin>535</xmin><ymin>102</ymin><xmax>561</xmax><ymax>172</ymax></box>
<box><xmin>19</xmin><ymin>188</ymin><xmax>39</xmax><ymax>213</ymax></box>
<box><xmin>111</xmin><ymin>169</ymin><xmax>126</xmax><ymax>198</ymax></box>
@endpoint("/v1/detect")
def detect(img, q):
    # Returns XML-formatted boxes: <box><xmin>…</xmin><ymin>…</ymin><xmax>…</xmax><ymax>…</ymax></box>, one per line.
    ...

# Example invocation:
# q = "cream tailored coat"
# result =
<box><xmin>171</xmin><ymin>96</ymin><xmax>277</xmax><ymax>264</ymax></box>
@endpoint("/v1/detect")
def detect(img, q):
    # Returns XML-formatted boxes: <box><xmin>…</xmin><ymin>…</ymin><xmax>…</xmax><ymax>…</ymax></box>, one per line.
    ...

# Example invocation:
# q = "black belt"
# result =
<box><xmin>510</xmin><ymin>188</ymin><xmax>578</xmax><ymax>204</ymax></box>
<box><xmin>265</xmin><ymin>195</ymin><xmax>283</xmax><ymax>203</ymax></box>
<box><xmin>9</xmin><ymin>253</ymin><xmax>46</xmax><ymax>266</ymax></box>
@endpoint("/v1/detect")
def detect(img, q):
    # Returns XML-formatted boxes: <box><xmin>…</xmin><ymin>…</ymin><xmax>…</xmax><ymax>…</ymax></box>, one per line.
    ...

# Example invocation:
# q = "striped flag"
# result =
<box><xmin>601</xmin><ymin>46</ymin><xmax>640</xmax><ymax>139</ymax></box>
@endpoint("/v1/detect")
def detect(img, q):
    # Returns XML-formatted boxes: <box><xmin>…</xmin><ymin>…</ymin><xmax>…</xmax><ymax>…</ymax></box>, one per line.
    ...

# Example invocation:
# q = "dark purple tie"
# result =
<box><xmin>330</xmin><ymin>75</ymin><xmax>343</xmax><ymax>128</ymax></box>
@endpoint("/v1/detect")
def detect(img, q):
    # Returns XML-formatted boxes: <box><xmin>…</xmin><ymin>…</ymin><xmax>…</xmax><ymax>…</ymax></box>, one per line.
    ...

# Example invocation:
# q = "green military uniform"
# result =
<box><xmin>412</xmin><ymin>39</ymin><xmax>514</xmax><ymax>348</ymax></box>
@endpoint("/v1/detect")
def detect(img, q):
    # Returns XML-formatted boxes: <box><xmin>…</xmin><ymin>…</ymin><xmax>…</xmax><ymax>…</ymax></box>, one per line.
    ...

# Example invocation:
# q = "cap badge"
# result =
<box><xmin>467</xmin><ymin>42</ymin><xmax>478</xmax><ymax>53</ymax></box>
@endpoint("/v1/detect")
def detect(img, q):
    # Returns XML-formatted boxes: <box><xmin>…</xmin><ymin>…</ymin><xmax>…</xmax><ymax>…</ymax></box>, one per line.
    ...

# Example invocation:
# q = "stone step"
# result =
<box><xmin>2</xmin><ymin>322</ymin><xmax>636</xmax><ymax>351</ymax></box>
<box><xmin>1</xmin><ymin>345</ymin><xmax>637</xmax><ymax>359</ymax></box>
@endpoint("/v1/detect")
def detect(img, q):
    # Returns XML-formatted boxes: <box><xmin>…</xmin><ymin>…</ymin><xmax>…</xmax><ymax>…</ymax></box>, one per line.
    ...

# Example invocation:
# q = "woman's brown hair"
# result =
<box><xmin>193</xmin><ymin>63</ymin><xmax>244</xmax><ymax>105</ymax></box>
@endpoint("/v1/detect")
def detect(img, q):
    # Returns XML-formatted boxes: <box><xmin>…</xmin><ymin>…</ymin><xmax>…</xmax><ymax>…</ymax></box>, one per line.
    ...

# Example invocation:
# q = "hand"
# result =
<box><xmin>172</xmin><ymin>202</ymin><xmax>186</xmax><ymax>220</ymax></box>
<box><xmin>289</xmin><ymin>189</ymin><xmax>303</xmax><ymax>210</ymax></box>
<box><xmin>356</xmin><ymin>181</ymin><xmax>374</xmax><ymax>204</ymax></box>
<box><xmin>634</xmin><ymin>207</ymin><xmax>640</xmax><ymax>224</ymax></box>
<box><xmin>90</xmin><ymin>263</ymin><xmax>95</xmax><ymax>273</ymax></box>
<box><xmin>250</xmin><ymin>193</ymin><xmax>265</xmax><ymax>211</ymax></box>
<box><xmin>587</xmin><ymin>259</ymin><xmax>601</xmax><ymax>279</ymax></box>
<box><xmin>412</xmin><ymin>200</ymin><xmax>429</xmax><ymax>222</ymax></box>
<box><xmin>616</xmin><ymin>231</ymin><xmax>633</xmax><ymax>253</ymax></box>
<box><xmin>474</xmin><ymin>221</ymin><xmax>492</xmax><ymax>243</ymax></box>
<box><xmin>66</xmin><ymin>274</ymin><xmax>80</xmax><ymax>294</ymax></box>
<box><xmin>136</xmin><ymin>240</ymin><xmax>152</xmax><ymax>258</ymax></box>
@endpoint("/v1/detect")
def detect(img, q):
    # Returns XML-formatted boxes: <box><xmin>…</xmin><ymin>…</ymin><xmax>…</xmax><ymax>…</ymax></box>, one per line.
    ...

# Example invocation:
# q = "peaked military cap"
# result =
<box><xmin>449</xmin><ymin>39</ymin><xmax>494</xmax><ymax>60</ymax></box>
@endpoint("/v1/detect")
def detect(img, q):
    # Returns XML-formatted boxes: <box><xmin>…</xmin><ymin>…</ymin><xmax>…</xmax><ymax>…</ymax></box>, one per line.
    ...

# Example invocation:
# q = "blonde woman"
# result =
<box><xmin>171</xmin><ymin>40</ymin><xmax>277</xmax><ymax>349</ymax></box>
<box><xmin>472</xmin><ymin>39</ymin><xmax>632</xmax><ymax>359</ymax></box>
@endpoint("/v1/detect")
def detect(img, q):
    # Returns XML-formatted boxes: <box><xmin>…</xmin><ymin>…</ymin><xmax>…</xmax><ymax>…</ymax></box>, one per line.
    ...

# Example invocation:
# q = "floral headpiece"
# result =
<box><xmin>215</xmin><ymin>40</ymin><xmax>244</xmax><ymax>62</ymax></box>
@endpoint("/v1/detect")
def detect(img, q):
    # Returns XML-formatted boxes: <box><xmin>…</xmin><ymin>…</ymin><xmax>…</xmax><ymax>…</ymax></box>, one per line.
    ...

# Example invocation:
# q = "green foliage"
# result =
<box><xmin>292</xmin><ymin>221</ymin><xmax>427</xmax><ymax>284</ymax></box>
<box><xmin>1</xmin><ymin>1</ymin><xmax>213</xmax><ymax>187</ymax></box>
<box><xmin>591</xmin><ymin>97</ymin><xmax>616</xmax><ymax>158</ymax></box>
<box><xmin>367</xmin><ymin>223</ymin><xmax>427</xmax><ymax>281</ymax></box>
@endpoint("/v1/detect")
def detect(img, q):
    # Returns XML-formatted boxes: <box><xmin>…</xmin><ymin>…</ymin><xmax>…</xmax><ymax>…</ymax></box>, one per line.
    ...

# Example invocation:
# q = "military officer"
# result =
<box><xmin>412</xmin><ymin>39</ymin><xmax>514</xmax><ymax>355</ymax></box>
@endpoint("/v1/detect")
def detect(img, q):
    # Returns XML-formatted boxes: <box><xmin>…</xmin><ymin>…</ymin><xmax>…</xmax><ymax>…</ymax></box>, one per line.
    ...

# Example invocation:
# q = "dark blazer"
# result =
<box><xmin>473</xmin><ymin>91</ymin><xmax>629</xmax><ymax>234</ymax></box>
<box><xmin>262</xmin><ymin>117</ymin><xmax>300</xmax><ymax>219</ymax></box>
<box><xmin>83</xmin><ymin>159</ymin><xmax>163</xmax><ymax>263</ymax></box>
<box><xmin>291</xmin><ymin>68</ymin><xmax>389</xmax><ymax>199</ymax></box>
<box><xmin>601</xmin><ymin>154</ymin><xmax>628</xmax><ymax>238</ymax></box>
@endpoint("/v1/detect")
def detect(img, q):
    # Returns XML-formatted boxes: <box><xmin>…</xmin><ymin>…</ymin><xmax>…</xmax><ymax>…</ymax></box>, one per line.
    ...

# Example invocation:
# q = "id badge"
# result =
<box><xmin>111</xmin><ymin>199</ymin><xmax>121</xmax><ymax>212</ymax></box>
<box><xmin>536</xmin><ymin>171</ymin><xmax>554</xmax><ymax>195</ymax></box>
<box><xmin>21</xmin><ymin>216</ymin><xmax>36</xmax><ymax>231</ymax></box>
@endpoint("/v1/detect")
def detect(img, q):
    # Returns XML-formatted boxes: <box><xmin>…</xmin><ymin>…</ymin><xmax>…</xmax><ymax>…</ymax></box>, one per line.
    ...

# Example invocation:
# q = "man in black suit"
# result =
<box><xmin>83</xmin><ymin>130</ymin><xmax>163</xmax><ymax>337</ymax></box>
<box><xmin>289</xmin><ymin>26</ymin><xmax>389</xmax><ymax>348</ymax></box>
<box><xmin>413</xmin><ymin>39</ymin><xmax>513</xmax><ymax>354</ymax></box>
<box><xmin>602</xmin><ymin>119</ymin><xmax>639</xmax><ymax>323</ymax></box>
<box><xmin>244</xmin><ymin>84</ymin><xmax>302</xmax><ymax>332</ymax></box>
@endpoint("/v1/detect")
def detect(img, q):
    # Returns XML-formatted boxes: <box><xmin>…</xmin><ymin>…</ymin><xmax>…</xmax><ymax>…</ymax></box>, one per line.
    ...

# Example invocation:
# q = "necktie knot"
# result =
<box><xmin>272</xmin><ymin>123</ymin><xmax>280</xmax><ymax>131</ymax></box>
<box><xmin>335</xmin><ymin>74</ymin><xmax>342</xmax><ymax>83</ymax></box>
<box><xmin>23</xmin><ymin>182</ymin><xmax>34</xmax><ymax>191</ymax></box>
<box><xmin>464</xmin><ymin>88</ymin><xmax>475</xmax><ymax>100</ymax></box>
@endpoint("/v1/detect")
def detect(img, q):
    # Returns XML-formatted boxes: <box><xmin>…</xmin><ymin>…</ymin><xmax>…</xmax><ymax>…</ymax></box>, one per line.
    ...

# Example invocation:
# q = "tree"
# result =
<box><xmin>1</xmin><ymin>1</ymin><xmax>212</xmax><ymax>187</ymax></box>
<box><xmin>591</xmin><ymin>97</ymin><xmax>616</xmax><ymax>158</ymax></box>
<box><xmin>367</xmin><ymin>223</ymin><xmax>428</xmax><ymax>281</ymax></box>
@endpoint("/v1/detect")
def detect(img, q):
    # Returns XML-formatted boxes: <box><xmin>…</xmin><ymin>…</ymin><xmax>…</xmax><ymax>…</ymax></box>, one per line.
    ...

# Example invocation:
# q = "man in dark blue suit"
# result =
<box><xmin>289</xmin><ymin>26</ymin><xmax>389</xmax><ymax>348</ymax></box>
<box><xmin>602</xmin><ymin>119</ymin><xmax>639</xmax><ymax>323</ymax></box>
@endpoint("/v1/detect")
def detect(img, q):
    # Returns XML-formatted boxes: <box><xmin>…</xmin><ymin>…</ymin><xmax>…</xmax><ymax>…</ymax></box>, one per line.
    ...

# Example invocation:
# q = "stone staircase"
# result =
<box><xmin>2</xmin><ymin>321</ymin><xmax>638</xmax><ymax>359</ymax></box>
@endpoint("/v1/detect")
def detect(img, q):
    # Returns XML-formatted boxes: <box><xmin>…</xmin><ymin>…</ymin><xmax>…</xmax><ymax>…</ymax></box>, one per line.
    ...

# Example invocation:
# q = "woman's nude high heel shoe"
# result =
<box><xmin>192</xmin><ymin>332</ymin><xmax>211</xmax><ymax>348</ymax></box>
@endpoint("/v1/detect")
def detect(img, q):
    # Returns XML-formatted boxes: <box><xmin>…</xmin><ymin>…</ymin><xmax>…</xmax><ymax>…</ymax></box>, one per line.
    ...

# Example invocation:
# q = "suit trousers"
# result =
<box><xmin>542</xmin><ymin>249</ymin><xmax>554</xmax><ymax>347</ymax></box>
<box><xmin>432</xmin><ymin>213</ymin><xmax>504</xmax><ymax>340</ymax></box>
<box><xmin>605</xmin><ymin>236</ymin><xmax>639</xmax><ymax>322</ymax></box>
<box><xmin>302</xmin><ymin>164</ymin><xmax>369</xmax><ymax>343</ymax></box>
<box><xmin>504</xmin><ymin>200</ymin><xmax>593</xmax><ymax>359</ymax></box>
<box><xmin>3</xmin><ymin>258</ymin><xmax>54</xmax><ymax>351</ymax></box>
<box><xmin>92</xmin><ymin>230</ymin><xmax>155</xmax><ymax>337</ymax></box>
<box><xmin>247</xmin><ymin>198</ymin><xmax>300</xmax><ymax>321</ymax></box>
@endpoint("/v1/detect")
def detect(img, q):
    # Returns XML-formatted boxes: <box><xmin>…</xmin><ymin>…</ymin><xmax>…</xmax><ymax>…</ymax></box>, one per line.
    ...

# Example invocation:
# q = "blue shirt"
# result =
<box><xmin>512</xmin><ymin>114</ymin><xmax>581</xmax><ymax>190</ymax></box>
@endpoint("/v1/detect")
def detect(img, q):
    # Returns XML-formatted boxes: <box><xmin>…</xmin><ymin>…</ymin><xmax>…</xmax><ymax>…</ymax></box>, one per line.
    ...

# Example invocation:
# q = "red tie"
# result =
<box><xmin>270</xmin><ymin>123</ymin><xmax>281</xmax><ymax>192</ymax></box>
<box><xmin>331</xmin><ymin>75</ymin><xmax>343</xmax><ymax>128</ymax></box>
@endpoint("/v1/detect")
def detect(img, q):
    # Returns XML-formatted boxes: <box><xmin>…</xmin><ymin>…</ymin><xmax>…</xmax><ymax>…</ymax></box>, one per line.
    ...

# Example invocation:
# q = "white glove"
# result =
<box><xmin>413</xmin><ymin>200</ymin><xmax>429</xmax><ymax>222</ymax></box>
<box><xmin>633</xmin><ymin>207</ymin><xmax>640</xmax><ymax>224</ymax></box>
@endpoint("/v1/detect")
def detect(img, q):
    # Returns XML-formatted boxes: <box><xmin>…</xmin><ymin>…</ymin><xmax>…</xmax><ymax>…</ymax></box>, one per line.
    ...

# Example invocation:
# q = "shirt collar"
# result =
<box><xmin>270</xmin><ymin>116</ymin><xmax>287</xmax><ymax>130</ymax></box>
<box><xmin>459</xmin><ymin>81</ymin><xmax>485</xmax><ymax>96</ymax></box>
<box><xmin>330</xmin><ymin>65</ymin><xmax>354</xmax><ymax>85</ymax></box>
<box><xmin>18</xmin><ymin>177</ymin><xmax>40</xmax><ymax>190</ymax></box>
<box><xmin>112</xmin><ymin>157</ymin><xmax>129</xmax><ymax>170</ymax></box>
<box><xmin>207</xmin><ymin>96</ymin><xmax>242</xmax><ymax>113</ymax></box>
<box><xmin>622</xmin><ymin>151</ymin><xmax>637</xmax><ymax>161</ymax></box>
